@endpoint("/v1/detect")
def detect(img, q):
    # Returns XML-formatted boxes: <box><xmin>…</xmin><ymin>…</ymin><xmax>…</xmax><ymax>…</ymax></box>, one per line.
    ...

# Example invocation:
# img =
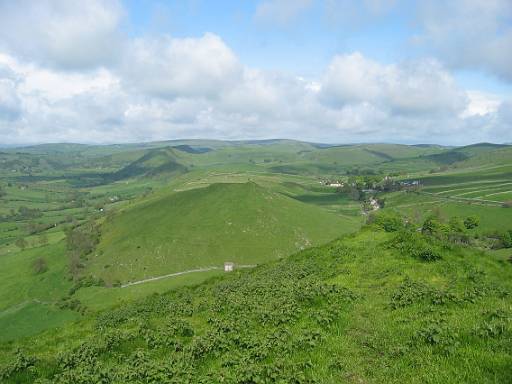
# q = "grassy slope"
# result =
<box><xmin>2</xmin><ymin>228</ymin><xmax>511</xmax><ymax>383</ymax></box>
<box><xmin>88</xmin><ymin>182</ymin><xmax>361</xmax><ymax>284</ymax></box>
<box><xmin>0</xmin><ymin>242</ymin><xmax>80</xmax><ymax>342</ymax></box>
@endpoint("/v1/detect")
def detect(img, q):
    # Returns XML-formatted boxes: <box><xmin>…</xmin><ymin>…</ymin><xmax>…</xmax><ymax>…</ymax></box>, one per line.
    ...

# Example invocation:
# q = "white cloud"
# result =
<box><xmin>0</xmin><ymin>0</ymin><xmax>124</xmax><ymax>70</ymax></box>
<box><xmin>255</xmin><ymin>0</ymin><xmax>313</xmax><ymax>25</ymax></box>
<box><xmin>122</xmin><ymin>34</ymin><xmax>242</xmax><ymax>99</ymax></box>
<box><xmin>320</xmin><ymin>53</ymin><xmax>468</xmax><ymax>116</ymax></box>
<box><xmin>0</xmin><ymin>28</ymin><xmax>510</xmax><ymax>145</ymax></box>
<box><xmin>460</xmin><ymin>91</ymin><xmax>502</xmax><ymax>118</ymax></box>
<box><xmin>416</xmin><ymin>0</ymin><xmax>512</xmax><ymax>81</ymax></box>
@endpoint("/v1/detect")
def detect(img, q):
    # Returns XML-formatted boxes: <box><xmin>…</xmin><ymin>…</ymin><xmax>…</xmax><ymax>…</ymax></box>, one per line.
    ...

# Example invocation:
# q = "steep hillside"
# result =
<box><xmin>87</xmin><ymin>182</ymin><xmax>360</xmax><ymax>284</ymax></box>
<box><xmin>2</xmin><ymin>227</ymin><xmax>511</xmax><ymax>383</ymax></box>
<box><xmin>108</xmin><ymin>147</ymin><xmax>187</xmax><ymax>181</ymax></box>
<box><xmin>454</xmin><ymin>145</ymin><xmax>512</xmax><ymax>168</ymax></box>
<box><xmin>424</xmin><ymin>143</ymin><xmax>511</xmax><ymax>166</ymax></box>
<box><xmin>268</xmin><ymin>144</ymin><xmax>449</xmax><ymax>175</ymax></box>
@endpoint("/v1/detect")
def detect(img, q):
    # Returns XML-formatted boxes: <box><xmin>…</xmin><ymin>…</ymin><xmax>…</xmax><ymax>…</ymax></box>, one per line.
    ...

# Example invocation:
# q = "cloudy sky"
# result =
<box><xmin>0</xmin><ymin>0</ymin><xmax>511</xmax><ymax>145</ymax></box>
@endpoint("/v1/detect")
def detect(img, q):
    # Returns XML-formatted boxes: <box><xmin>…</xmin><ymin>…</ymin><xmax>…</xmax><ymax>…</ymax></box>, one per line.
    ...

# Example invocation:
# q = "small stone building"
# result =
<box><xmin>224</xmin><ymin>262</ymin><xmax>234</xmax><ymax>272</ymax></box>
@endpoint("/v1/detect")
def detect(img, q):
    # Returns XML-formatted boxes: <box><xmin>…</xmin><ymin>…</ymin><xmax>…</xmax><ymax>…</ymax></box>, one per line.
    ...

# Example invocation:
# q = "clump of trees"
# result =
<box><xmin>368</xmin><ymin>211</ymin><xmax>404</xmax><ymax>232</ymax></box>
<box><xmin>65</xmin><ymin>222</ymin><xmax>101</xmax><ymax>278</ymax></box>
<box><xmin>10</xmin><ymin>206</ymin><xmax>43</xmax><ymax>220</ymax></box>
<box><xmin>369</xmin><ymin>210</ymin><xmax>494</xmax><ymax>261</ymax></box>
<box><xmin>68</xmin><ymin>275</ymin><xmax>105</xmax><ymax>295</ymax></box>
<box><xmin>25</xmin><ymin>221</ymin><xmax>54</xmax><ymax>235</ymax></box>
<box><xmin>420</xmin><ymin>215</ymin><xmax>480</xmax><ymax>246</ymax></box>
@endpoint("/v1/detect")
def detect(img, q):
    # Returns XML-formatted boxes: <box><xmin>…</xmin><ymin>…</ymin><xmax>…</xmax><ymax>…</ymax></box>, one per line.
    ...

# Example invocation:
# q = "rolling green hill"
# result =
<box><xmin>107</xmin><ymin>147</ymin><xmax>188</xmax><ymax>181</ymax></box>
<box><xmin>87</xmin><ymin>182</ymin><xmax>361</xmax><ymax>284</ymax></box>
<box><xmin>2</xmin><ymin>225</ymin><xmax>511</xmax><ymax>383</ymax></box>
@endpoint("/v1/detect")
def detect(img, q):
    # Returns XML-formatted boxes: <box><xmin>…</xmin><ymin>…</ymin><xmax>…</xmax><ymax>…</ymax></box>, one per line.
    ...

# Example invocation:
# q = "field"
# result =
<box><xmin>0</xmin><ymin>140</ymin><xmax>511</xmax><ymax>382</ymax></box>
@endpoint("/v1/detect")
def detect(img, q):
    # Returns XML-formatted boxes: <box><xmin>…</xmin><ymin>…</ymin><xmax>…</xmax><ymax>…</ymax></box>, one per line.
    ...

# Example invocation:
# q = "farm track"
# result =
<box><xmin>121</xmin><ymin>264</ymin><xmax>257</xmax><ymax>288</ymax></box>
<box><xmin>0</xmin><ymin>299</ymin><xmax>51</xmax><ymax>318</ymax></box>
<box><xmin>434</xmin><ymin>182</ymin><xmax>512</xmax><ymax>195</ymax></box>
<box><xmin>484</xmin><ymin>190</ymin><xmax>512</xmax><ymax>197</ymax></box>
<box><xmin>419</xmin><ymin>191</ymin><xmax>503</xmax><ymax>206</ymax></box>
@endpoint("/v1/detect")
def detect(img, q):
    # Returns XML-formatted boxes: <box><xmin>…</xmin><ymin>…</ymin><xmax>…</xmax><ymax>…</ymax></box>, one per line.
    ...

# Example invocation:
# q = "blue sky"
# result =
<box><xmin>0</xmin><ymin>0</ymin><xmax>511</xmax><ymax>144</ymax></box>
<box><xmin>124</xmin><ymin>0</ymin><xmax>415</xmax><ymax>72</ymax></box>
<box><xmin>123</xmin><ymin>0</ymin><xmax>510</xmax><ymax>91</ymax></box>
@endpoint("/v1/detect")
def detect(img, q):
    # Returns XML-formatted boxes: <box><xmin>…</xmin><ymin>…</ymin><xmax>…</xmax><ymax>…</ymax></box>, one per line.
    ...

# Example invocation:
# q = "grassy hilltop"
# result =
<box><xmin>88</xmin><ymin>182</ymin><xmax>360</xmax><ymax>284</ymax></box>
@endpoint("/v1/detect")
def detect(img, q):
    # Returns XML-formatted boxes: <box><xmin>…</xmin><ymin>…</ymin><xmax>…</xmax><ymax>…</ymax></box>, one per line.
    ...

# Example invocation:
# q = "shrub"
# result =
<box><xmin>417</xmin><ymin>247</ymin><xmax>442</xmax><ymax>262</ymax></box>
<box><xmin>422</xmin><ymin>216</ymin><xmax>449</xmax><ymax>236</ymax></box>
<box><xmin>389</xmin><ymin>230</ymin><xmax>443</xmax><ymax>262</ymax></box>
<box><xmin>464</xmin><ymin>216</ymin><xmax>480</xmax><ymax>230</ymax></box>
<box><xmin>448</xmin><ymin>217</ymin><xmax>465</xmax><ymax>233</ymax></box>
<box><xmin>32</xmin><ymin>258</ymin><xmax>48</xmax><ymax>274</ymax></box>
<box><xmin>371</xmin><ymin>211</ymin><xmax>403</xmax><ymax>232</ymax></box>
<box><xmin>15</xmin><ymin>237</ymin><xmax>28</xmax><ymax>250</ymax></box>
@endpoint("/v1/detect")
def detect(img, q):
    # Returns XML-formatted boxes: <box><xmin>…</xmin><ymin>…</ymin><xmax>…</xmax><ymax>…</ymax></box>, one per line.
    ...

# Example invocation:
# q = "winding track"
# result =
<box><xmin>121</xmin><ymin>264</ymin><xmax>257</xmax><ymax>288</ymax></box>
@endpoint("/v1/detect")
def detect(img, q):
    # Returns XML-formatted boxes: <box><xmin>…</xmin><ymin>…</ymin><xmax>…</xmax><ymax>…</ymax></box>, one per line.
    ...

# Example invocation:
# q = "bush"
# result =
<box><xmin>32</xmin><ymin>258</ymin><xmax>48</xmax><ymax>274</ymax></box>
<box><xmin>389</xmin><ymin>230</ymin><xmax>443</xmax><ymax>262</ymax></box>
<box><xmin>487</xmin><ymin>230</ymin><xmax>512</xmax><ymax>249</ymax></box>
<box><xmin>464</xmin><ymin>216</ymin><xmax>480</xmax><ymax>230</ymax></box>
<box><xmin>422</xmin><ymin>216</ymin><xmax>449</xmax><ymax>237</ymax></box>
<box><xmin>417</xmin><ymin>247</ymin><xmax>442</xmax><ymax>262</ymax></box>
<box><xmin>448</xmin><ymin>217</ymin><xmax>465</xmax><ymax>233</ymax></box>
<box><xmin>371</xmin><ymin>211</ymin><xmax>403</xmax><ymax>232</ymax></box>
<box><xmin>15</xmin><ymin>237</ymin><xmax>28</xmax><ymax>250</ymax></box>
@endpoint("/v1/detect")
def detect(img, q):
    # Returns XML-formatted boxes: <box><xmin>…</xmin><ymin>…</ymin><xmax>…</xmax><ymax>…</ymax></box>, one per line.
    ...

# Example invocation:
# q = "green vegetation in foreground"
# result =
<box><xmin>1</xmin><ymin>222</ymin><xmax>511</xmax><ymax>383</ymax></box>
<box><xmin>88</xmin><ymin>182</ymin><xmax>361</xmax><ymax>284</ymax></box>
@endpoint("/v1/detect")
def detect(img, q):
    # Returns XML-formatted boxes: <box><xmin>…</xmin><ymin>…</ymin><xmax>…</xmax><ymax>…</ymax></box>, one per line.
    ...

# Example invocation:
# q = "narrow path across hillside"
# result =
<box><xmin>420</xmin><ymin>191</ymin><xmax>503</xmax><ymax>206</ymax></box>
<box><xmin>121</xmin><ymin>264</ymin><xmax>257</xmax><ymax>288</ymax></box>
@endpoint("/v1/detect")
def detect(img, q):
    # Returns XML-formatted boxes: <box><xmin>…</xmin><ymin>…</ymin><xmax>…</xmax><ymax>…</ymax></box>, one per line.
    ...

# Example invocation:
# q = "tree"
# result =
<box><xmin>15</xmin><ymin>237</ymin><xmax>28</xmax><ymax>250</ymax></box>
<box><xmin>498</xmin><ymin>230</ymin><xmax>512</xmax><ymax>248</ymax></box>
<box><xmin>32</xmin><ymin>258</ymin><xmax>48</xmax><ymax>274</ymax></box>
<box><xmin>370</xmin><ymin>211</ymin><xmax>403</xmax><ymax>232</ymax></box>
<box><xmin>448</xmin><ymin>217</ymin><xmax>465</xmax><ymax>233</ymax></box>
<box><xmin>65</xmin><ymin>222</ymin><xmax>100</xmax><ymax>278</ymax></box>
<box><xmin>38</xmin><ymin>234</ymin><xmax>49</xmax><ymax>246</ymax></box>
<box><xmin>464</xmin><ymin>216</ymin><xmax>480</xmax><ymax>230</ymax></box>
<box><xmin>422</xmin><ymin>216</ymin><xmax>449</xmax><ymax>237</ymax></box>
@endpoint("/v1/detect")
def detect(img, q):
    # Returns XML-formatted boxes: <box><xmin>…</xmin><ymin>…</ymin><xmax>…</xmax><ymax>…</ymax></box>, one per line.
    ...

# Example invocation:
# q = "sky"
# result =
<box><xmin>0</xmin><ymin>0</ymin><xmax>511</xmax><ymax>145</ymax></box>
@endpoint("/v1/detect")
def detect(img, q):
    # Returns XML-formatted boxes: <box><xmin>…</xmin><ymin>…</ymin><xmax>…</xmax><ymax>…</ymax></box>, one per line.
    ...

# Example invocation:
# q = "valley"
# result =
<box><xmin>0</xmin><ymin>140</ymin><xmax>511</xmax><ymax>382</ymax></box>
